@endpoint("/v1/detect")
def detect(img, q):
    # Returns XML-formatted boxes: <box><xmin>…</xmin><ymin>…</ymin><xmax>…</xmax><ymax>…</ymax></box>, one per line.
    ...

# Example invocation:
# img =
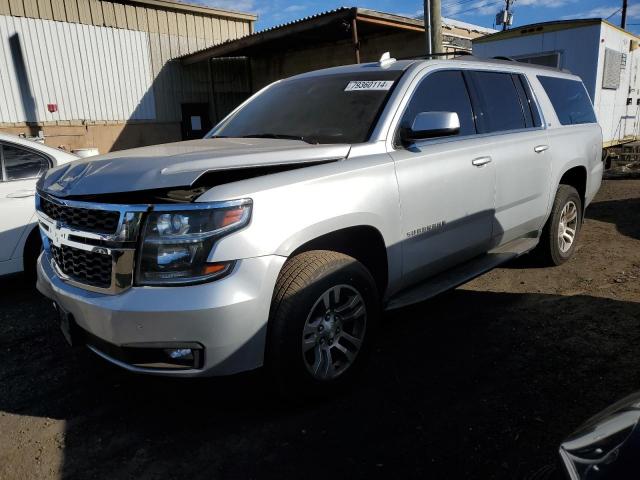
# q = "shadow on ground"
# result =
<box><xmin>586</xmin><ymin>196</ymin><xmax>640</xmax><ymax>241</ymax></box>
<box><xmin>500</xmin><ymin>194</ymin><xmax>640</xmax><ymax>271</ymax></box>
<box><xmin>2</xmin><ymin>272</ymin><xmax>640</xmax><ymax>479</ymax></box>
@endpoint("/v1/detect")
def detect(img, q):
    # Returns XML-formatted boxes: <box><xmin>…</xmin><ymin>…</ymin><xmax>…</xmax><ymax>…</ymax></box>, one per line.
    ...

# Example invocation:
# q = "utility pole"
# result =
<box><xmin>424</xmin><ymin>0</ymin><xmax>432</xmax><ymax>55</ymax></box>
<box><xmin>621</xmin><ymin>0</ymin><xmax>628</xmax><ymax>29</ymax></box>
<box><xmin>503</xmin><ymin>0</ymin><xmax>513</xmax><ymax>31</ymax></box>
<box><xmin>424</xmin><ymin>0</ymin><xmax>442</xmax><ymax>55</ymax></box>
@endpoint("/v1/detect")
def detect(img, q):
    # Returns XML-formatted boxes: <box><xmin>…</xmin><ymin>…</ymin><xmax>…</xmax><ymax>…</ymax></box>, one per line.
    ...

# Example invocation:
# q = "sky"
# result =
<box><xmin>193</xmin><ymin>0</ymin><xmax>640</xmax><ymax>34</ymax></box>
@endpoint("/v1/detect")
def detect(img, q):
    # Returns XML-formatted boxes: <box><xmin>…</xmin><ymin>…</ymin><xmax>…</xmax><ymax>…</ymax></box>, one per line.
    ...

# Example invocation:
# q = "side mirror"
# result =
<box><xmin>401</xmin><ymin>112</ymin><xmax>461</xmax><ymax>144</ymax></box>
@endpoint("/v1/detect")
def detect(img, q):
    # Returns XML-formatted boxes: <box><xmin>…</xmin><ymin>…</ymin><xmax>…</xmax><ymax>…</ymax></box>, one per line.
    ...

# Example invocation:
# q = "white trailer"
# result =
<box><xmin>473</xmin><ymin>19</ymin><xmax>640</xmax><ymax>147</ymax></box>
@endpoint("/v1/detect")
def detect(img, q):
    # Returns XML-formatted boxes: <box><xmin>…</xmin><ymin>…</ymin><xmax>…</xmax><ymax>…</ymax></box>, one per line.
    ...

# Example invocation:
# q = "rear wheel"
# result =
<box><xmin>536</xmin><ymin>185</ymin><xmax>582</xmax><ymax>266</ymax></box>
<box><xmin>267</xmin><ymin>250</ymin><xmax>379</xmax><ymax>396</ymax></box>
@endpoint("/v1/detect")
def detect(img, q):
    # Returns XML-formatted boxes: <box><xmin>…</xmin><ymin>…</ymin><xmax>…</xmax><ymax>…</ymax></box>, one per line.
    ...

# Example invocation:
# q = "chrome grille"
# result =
<box><xmin>37</xmin><ymin>193</ymin><xmax>147</xmax><ymax>295</ymax></box>
<box><xmin>40</xmin><ymin>196</ymin><xmax>120</xmax><ymax>234</ymax></box>
<box><xmin>50</xmin><ymin>244</ymin><xmax>113</xmax><ymax>288</ymax></box>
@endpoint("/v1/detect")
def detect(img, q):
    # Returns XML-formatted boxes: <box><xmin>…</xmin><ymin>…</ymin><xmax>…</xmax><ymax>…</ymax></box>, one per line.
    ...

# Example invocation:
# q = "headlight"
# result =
<box><xmin>136</xmin><ymin>199</ymin><xmax>251</xmax><ymax>285</ymax></box>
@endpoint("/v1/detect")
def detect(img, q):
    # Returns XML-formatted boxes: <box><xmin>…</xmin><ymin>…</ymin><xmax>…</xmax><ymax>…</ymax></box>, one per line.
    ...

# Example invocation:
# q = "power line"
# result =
<box><xmin>442</xmin><ymin>0</ymin><xmax>482</xmax><ymax>9</ymax></box>
<box><xmin>443</xmin><ymin>0</ymin><xmax>500</xmax><ymax>10</ymax></box>
<box><xmin>474</xmin><ymin>1</ymin><xmax>502</xmax><ymax>13</ymax></box>
<box><xmin>458</xmin><ymin>0</ymin><xmax>503</xmax><ymax>15</ymax></box>
<box><xmin>606</xmin><ymin>7</ymin><xmax>622</xmax><ymax>20</ymax></box>
<box><xmin>440</xmin><ymin>0</ymin><xmax>503</xmax><ymax>24</ymax></box>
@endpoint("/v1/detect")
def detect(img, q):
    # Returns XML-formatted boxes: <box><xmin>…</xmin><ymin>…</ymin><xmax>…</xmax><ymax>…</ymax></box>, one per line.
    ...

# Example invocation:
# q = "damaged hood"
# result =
<box><xmin>38</xmin><ymin>138</ymin><xmax>351</xmax><ymax>197</ymax></box>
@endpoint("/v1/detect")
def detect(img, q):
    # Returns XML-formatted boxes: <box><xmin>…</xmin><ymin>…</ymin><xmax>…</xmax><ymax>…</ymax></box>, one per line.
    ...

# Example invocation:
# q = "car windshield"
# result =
<box><xmin>209</xmin><ymin>71</ymin><xmax>403</xmax><ymax>144</ymax></box>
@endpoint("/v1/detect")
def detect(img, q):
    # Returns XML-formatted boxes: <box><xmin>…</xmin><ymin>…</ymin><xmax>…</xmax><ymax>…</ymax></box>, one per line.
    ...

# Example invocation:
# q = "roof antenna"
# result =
<box><xmin>379</xmin><ymin>51</ymin><xmax>396</xmax><ymax>67</ymax></box>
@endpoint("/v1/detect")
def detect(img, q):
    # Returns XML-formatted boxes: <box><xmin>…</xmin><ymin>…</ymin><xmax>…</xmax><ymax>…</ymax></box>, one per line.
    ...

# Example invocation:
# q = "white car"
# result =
<box><xmin>0</xmin><ymin>133</ymin><xmax>76</xmax><ymax>278</ymax></box>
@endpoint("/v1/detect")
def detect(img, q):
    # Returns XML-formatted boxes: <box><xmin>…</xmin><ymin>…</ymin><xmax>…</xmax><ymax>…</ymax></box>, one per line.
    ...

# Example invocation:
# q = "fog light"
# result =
<box><xmin>118</xmin><ymin>345</ymin><xmax>204</xmax><ymax>369</ymax></box>
<box><xmin>166</xmin><ymin>348</ymin><xmax>193</xmax><ymax>360</ymax></box>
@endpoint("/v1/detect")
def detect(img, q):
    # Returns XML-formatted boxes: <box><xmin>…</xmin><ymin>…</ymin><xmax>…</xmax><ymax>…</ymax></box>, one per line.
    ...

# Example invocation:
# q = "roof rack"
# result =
<box><xmin>399</xmin><ymin>50</ymin><xmax>472</xmax><ymax>60</ymax></box>
<box><xmin>488</xmin><ymin>55</ymin><xmax>572</xmax><ymax>73</ymax></box>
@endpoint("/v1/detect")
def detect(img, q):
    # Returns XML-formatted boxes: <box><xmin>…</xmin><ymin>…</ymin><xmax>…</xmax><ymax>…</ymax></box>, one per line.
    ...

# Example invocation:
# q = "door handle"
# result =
<box><xmin>6</xmin><ymin>189</ymin><xmax>36</xmax><ymax>198</ymax></box>
<box><xmin>534</xmin><ymin>145</ymin><xmax>549</xmax><ymax>153</ymax></box>
<box><xmin>472</xmin><ymin>156</ymin><xmax>492</xmax><ymax>167</ymax></box>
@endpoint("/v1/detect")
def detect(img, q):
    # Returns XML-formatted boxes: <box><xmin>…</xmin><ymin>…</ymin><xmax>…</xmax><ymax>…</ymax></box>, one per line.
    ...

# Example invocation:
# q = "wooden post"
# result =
<box><xmin>424</xmin><ymin>0</ymin><xmax>432</xmax><ymax>55</ymax></box>
<box><xmin>351</xmin><ymin>17</ymin><xmax>360</xmax><ymax>63</ymax></box>
<box><xmin>430</xmin><ymin>0</ymin><xmax>442</xmax><ymax>54</ymax></box>
<box><xmin>424</xmin><ymin>0</ymin><xmax>442</xmax><ymax>55</ymax></box>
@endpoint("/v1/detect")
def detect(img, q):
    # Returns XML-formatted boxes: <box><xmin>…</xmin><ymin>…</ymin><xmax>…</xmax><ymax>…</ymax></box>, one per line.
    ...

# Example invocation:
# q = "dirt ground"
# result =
<box><xmin>1</xmin><ymin>179</ymin><xmax>639</xmax><ymax>480</ymax></box>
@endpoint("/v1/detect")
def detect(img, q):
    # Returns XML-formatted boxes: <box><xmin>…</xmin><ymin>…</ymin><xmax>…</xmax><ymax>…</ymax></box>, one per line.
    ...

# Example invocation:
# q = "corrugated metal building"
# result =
<box><xmin>0</xmin><ymin>0</ymin><xmax>255</xmax><ymax>153</ymax></box>
<box><xmin>181</xmin><ymin>8</ymin><xmax>494</xmax><ymax>121</ymax></box>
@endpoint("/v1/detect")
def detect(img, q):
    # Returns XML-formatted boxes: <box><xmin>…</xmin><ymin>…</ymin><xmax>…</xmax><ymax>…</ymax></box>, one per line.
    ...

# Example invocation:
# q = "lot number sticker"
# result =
<box><xmin>345</xmin><ymin>80</ymin><xmax>394</xmax><ymax>91</ymax></box>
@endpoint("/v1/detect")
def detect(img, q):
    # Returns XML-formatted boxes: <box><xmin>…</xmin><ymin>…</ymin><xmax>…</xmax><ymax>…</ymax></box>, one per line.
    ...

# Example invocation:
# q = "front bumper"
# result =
<box><xmin>37</xmin><ymin>252</ymin><xmax>286</xmax><ymax>377</ymax></box>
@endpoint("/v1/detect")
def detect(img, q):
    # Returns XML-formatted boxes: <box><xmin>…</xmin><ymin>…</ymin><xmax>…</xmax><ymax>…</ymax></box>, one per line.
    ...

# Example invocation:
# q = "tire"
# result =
<box><xmin>266</xmin><ymin>250</ymin><xmax>380</xmax><ymax>396</ymax></box>
<box><xmin>536</xmin><ymin>185</ymin><xmax>582</xmax><ymax>266</ymax></box>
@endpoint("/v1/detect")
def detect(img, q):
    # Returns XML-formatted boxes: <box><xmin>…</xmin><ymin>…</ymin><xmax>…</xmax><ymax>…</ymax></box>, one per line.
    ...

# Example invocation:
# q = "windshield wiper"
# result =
<box><xmin>240</xmin><ymin>133</ymin><xmax>317</xmax><ymax>144</ymax></box>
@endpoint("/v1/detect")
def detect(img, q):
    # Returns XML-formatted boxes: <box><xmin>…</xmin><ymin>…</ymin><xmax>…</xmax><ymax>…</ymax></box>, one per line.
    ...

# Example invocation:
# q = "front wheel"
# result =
<box><xmin>266</xmin><ymin>250</ymin><xmax>379</xmax><ymax>396</ymax></box>
<box><xmin>536</xmin><ymin>185</ymin><xmax>582</xmax><ymax>266</ymax></box>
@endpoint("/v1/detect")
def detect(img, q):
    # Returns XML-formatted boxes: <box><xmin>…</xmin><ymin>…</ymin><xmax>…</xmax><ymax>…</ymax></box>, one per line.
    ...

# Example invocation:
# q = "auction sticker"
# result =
<box><xmin>345</xmin><ymin>80</ymin><xmax>394</xmax><ymax>91</ymax></box>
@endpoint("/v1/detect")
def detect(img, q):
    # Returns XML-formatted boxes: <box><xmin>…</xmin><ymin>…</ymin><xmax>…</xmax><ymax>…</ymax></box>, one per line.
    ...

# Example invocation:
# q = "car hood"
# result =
<box><xmin>38</xmin><ymin>138</ymin><xmax>351</xmax><ymax>197</ymax></box>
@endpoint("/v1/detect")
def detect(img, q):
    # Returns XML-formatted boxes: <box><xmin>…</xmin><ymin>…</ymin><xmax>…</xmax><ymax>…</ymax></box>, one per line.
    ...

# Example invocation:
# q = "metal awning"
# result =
<box><xmin>181</xmin><ymin>7</ymin><xmax>426</xmax><ymax>65</ymax></box>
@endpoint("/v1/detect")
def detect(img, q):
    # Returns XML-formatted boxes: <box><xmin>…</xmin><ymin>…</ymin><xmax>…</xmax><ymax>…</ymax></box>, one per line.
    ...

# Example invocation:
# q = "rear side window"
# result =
<box><xmin>0</xmin><ymin>143</ymin><xmax>50</xmax><ymax>181</ymax></box>
<box><xmin>537</xmin><ymin>76</ymin><xmax>597</xmax><ymax>125</ymax></box>
<box><xmin>468</xmin><ymin>71</ymin><xmax>527</xmax><ymax>133</ymax></box>
<box><xmin>400</xmin><ymin>70</ymin><xmax>476</xmax><ymax>137</ymax></box>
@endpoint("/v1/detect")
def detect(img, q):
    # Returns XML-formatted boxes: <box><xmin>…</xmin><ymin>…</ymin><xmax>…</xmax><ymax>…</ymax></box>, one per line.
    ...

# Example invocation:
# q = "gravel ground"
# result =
<box><xmin>1</xmin><ymin>179</ymin><xmax>639</xmax><ymax>480</ymax></box>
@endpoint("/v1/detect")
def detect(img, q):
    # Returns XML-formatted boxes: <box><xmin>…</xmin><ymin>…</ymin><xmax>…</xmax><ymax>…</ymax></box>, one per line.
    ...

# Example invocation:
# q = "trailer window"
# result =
<box><xmin>515</xmin><ymin>53</ymin><xmax>561</xmax><ymax>69</ymax></box>
<box><xmin>537</xmin><ymin>76</ymin><xmax>597</xmax><ymax>126</ymax></box>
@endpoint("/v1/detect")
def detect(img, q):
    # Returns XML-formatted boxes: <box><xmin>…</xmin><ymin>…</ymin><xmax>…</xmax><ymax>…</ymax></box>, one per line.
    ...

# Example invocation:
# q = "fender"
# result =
<box><xmin>540</xmin><ymin>121</ymin><xmax>601</xmax><ymax>228</ymax></box>
<box><xmin>540</xmin><ymin>161</ymin><xmax>588</xmax><ymax>229</ymax></box>
<box><xmin>199</xmin><ymin>153</ymin><xmax>404</xmax><ymax>290</ymax></box>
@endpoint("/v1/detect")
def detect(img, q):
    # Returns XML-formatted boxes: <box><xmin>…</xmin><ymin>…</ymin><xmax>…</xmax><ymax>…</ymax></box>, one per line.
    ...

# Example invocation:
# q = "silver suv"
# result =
<box><xmin>36</xmin><ymin>56</ymin><xmax>603</xmax><ymax>393</ymax></box>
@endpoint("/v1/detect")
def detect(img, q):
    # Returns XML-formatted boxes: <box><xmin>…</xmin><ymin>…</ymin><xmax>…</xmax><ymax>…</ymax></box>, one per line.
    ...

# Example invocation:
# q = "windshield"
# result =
<box><xmin>209</xmin><ymin>71</ymin><xmax>403</xmax><ymax>144</ymax></box>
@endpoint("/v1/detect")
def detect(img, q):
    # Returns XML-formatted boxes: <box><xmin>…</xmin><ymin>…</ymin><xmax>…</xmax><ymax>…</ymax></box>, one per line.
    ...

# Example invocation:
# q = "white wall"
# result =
<box><xmin>0</xmin><ymin>15</ymin><xmax>156</xmax><ymax>123</ymax></box>
<box><xmin>594</xmin><ymin>23</ymin><xmax>640</xmax><ymax>143</ymax></box>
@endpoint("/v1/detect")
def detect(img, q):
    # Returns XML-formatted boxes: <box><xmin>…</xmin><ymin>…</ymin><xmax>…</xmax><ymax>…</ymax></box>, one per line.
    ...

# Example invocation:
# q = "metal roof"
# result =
<box><xmin>181</xmin><ymin>7</ymin><xmax>489</xmax><ymax>65</ymax></box>
<box><xmin>441</xmin><ymin>17</ymin><xmax>497</xmax><ymax>35</ymax></box>
<box><xmin>122</xmin><ymin>0</ymin><xmax>257</xmax><ymax>20</ymax></box>
<box><xmin>474</xmin><ymin>18</ymin><xmax>639</xmax><ymax>44</ymax></box>
<box><xmin>234</xmin><ymin>7</ymin><xmax>371</xmax><ymax>38</ymax></box>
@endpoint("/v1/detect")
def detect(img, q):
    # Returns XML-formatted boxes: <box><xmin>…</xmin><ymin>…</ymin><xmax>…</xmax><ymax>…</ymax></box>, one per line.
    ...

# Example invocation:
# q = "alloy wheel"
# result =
<box><xmin>557</xmin><ymin>200</ymin><xmax>578</xmax><ymax>253</ymax></box>
<box><xmin>301</xmin><ymin>284</ymin><xmax>367</xmax><ymax>381</ymax></box>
